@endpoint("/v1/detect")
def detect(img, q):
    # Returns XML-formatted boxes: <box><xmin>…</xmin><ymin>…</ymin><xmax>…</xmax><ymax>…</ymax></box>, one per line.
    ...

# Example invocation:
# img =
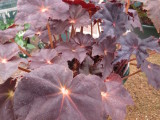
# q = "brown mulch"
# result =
<box><xmin>125</xmin><ymin>53</ymin><xmax>160</xmax><ymax>120</ymax></box>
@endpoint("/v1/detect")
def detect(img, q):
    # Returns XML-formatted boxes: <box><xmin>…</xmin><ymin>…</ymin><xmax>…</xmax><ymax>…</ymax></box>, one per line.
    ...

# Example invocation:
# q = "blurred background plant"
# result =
<box><xmin>0</xmin><ymin>0</ymin><xmax>36</xmax><ymax>57</ymax></box>
<box><xmin>131</xmin><ymin>1</ymin><xmax>159</xmax><ymax>39</ymax></box>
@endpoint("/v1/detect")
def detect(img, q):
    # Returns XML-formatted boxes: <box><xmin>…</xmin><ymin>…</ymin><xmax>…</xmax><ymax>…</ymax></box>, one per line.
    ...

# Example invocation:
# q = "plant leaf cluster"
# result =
<box><xmin>0</xmin><ymin>0</ymin><xmax>160</xmax><ymax>120</ymax></box>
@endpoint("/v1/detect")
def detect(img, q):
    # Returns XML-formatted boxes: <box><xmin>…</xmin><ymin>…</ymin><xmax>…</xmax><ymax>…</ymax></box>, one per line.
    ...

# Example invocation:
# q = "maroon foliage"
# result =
<box><xmin>102</xmin><ymin>80</ymin><xmax>133</xmax><ymax>120</ymax></box>
<box><xmin>0</xmin><ymin>43</ymin><xmax>25</xmax><ymax>81</ymax></box>
<box><xmin>0</xmin><ymin>78</ymin><xmax>17</xmax><ymax>120</ymax></box>
<box><xmin>92</xmin><ymin>37</ymin><xmax>116</xmax><ymax>79</ymax></box>
<box><xmin>114</xmin><ymin>32</ymin><xmax>160</xmax><ymax>66</ymax></box>
<box><xmin>14</xmin><ymin>65</ymin><xmax>103</xmax><ymax>120</ymax></box>
<box><xmin>15</xmin><ymin>0</ymin><xmax>69</xmax><ymax>27</ymax></box>
<box><xmin>68</xmin><ymin>5</ymin><xmax>91</xmax><ymax>27</ymax></box>
<box><xmin>29</xmin><ymin>49</ymin><xmax>67</xmax><ymax>69</ymax></box>
<box><xmin>92</xmin><ymin>2</ymin><xmax>128</xmax><ymax>40</ymax></box>
<box><xmin>141</xmin><ymin>60</ymin><xmax>160</xmax><ymax>89</ymax></box>
<box><xmin>0</xmin><ymin>26</ymin><xmax>23</xmax><ymax>44</ymax></box>
<box><xmin>56</xmin><ymin>33</ymin><xmax>95</xmax><ymax>63</ymax></box>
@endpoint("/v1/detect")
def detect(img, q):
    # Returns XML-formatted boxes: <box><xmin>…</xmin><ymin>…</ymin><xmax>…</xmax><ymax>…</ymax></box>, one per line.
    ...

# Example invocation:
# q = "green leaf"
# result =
<box><xmin>15</xmin><ymin>36</ymin><xmax>25</xmax><ymax>47</ymax></box>
<box><xmin>31</xmin><ymin>36</ymin><xmax>36</xmax><ymax>41</ymax></box>
<box><xmin>0</xmin><ymin>25</ymin><xmax>6</xmax><ymax>30</ymax></box>
<box><xmin>24</xmin><ymin>24</ymin><xmax>30</xmax><ymax>30</ymax></box>
<box><xmin>17</xmin><ymin>40</ymin><xmax>25</xmax><ymax>47</ymax></box>
<box><xmin>26</xmin><ymin>44</ymin><xmax>36</xmax><ymax>49</ymax></box>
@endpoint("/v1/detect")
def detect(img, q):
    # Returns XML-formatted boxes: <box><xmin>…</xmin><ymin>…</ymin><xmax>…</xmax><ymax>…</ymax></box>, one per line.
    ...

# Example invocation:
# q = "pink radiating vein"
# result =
<box><xmin>57</xmin><ymin>95</ymin><xmax>65</xmax><ymax>120</ymax></box>
<box><xmin>67</xmin><ymin>95</ymin><xmax>86</xmax><ymax>119</ymax></box>
<box><xmin>46</xmin><ymin>92</ymin><xmax>61</xmax><ymax>98</ymax></box>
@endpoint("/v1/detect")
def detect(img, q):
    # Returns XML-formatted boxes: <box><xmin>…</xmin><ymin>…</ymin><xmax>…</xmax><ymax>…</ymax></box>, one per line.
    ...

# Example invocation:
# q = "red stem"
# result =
<box><xmin>18</xmin><ymin>67</ymin><xmax>31</xmax><ymax>73</ymax></box>
<box><xmin>70</xmin><ymin>24</ymin><xmax>75</xmax><ymax>38</ymax></box>
<box><xmin>80</xmin><ymin>27</ymin><xmax>83</xmax><ymax>33</ymax></box>
<box><xmin>97</xmin><ymin>22</ymin><xmax>100</xmax><ymax>35</ymax></box>
<box><xmin>130</xmin><ymin>63</ymin><xmax>137</xmax><ymax>66</ymax></box>
<box><xmin>47</xmin><ymin>22</ymin><xmax>54</xmax><ymax>48</ymax></box>
<box><xmin>11</xmin><ymin>39</ymin><xmax>31</xmax><ymax>57</ymax></box>
<box><xmin>91</xmin><ymin>22</ymin><xmax>93</xmax><ymax>37</ymax></box>
<box><xmin>125</xmin><ymin>0</ymin><xmax>130</xmax><ymax>13</ymax></box>
<box><xmin>116</xmin><ymin>60</ymin><xmax>128</xmax><ymax>75</ymax></box>
<box><xmin>122</xmin><ymin>69</ymin><xmax>141</xmax><ymax>80</ymax></box>
<box><xmin>129</xmin><ymin>51</ymin><xmax>157</xmax><ymax>62</ymax></box>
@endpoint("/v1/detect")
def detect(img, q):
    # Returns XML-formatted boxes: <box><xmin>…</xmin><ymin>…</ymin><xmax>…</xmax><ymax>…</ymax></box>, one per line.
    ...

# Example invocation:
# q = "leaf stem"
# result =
<box><xmin>47</xmin><ymin>22</ymin><xmax>54</xmax><ymax>48</ymax></box>
<box><xmin>91</xmin><ymin>22</ymin><xmax>93</xmax><ymax>37</ymax></box>
<box><xmin>129</xmin><ymin>51</ymin><xmax>157</xmax><ymax>62</ymax></box>
<box><xmin>125</xmin><ymin>0</ymin><xmax>130</xmax><ymax>13</ymax></box>
<box><xmin>80</xmin><ymin>27</ymin><xmax>83</xmax><ymax>33</ymax></box>
<box><xmin>18</xmin><ymin>46</ymin><xmax>32</xmax><ymax>57</ymax></box>
<box><xmin>97</xmin><ymin>22</ymin><xmax>100</xmax><ymax>35</ymax></box>
<box><xmin>70</xmin><ymin>24</ymin><xmax>75</xmax><ymax>38</ymax></box>
<box><xmin>18</xmin><ymin>67</ymin><xmax>31</xmax><ymax>73</ymax></box>
<box><xmin>11</xmin><ymin>39</ymin><xmax>31</xmax><ymax>57</ymax></box>
<box><xmin>129</xmin><ymin>58</ymin><xmax>136</xmax><ymax>62</ymax></box>
<box><xmin>116</xmin><ymin>60</ymin><xmax>128</xmax><ymax>75</ymax></box>
<box><xmin>130</xmin><ymin>63</ymin><xmax>137</xmax><ymax>67</ymax></box>
<box><xmin>122</xmin><ymin>69</ymin><xmax>141</xmax><ymax>80</ymax></box>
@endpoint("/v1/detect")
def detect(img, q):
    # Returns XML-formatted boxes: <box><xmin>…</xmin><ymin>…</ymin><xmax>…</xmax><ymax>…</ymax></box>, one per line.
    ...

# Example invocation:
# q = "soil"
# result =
<box><xmin>125</xmin><ymin>53</ymin><xmax>160</xmax><ymax>120</ymax></box>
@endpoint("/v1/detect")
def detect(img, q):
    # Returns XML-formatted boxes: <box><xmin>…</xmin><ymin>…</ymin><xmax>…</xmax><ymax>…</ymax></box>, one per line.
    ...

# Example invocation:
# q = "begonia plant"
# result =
<box><xmin>0</xmin><ymin>0</ymin><xmax>160</xmax><ymax>120</ymax></box>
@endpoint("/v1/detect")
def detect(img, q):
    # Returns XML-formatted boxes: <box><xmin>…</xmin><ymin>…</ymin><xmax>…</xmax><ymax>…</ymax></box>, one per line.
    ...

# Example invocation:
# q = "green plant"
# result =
<box><xmin>130</xmin><ymin>3</ymin><xmax>153</xmax><ymax>26</ymax></box>
<box><xmin>0</xmin><ymin>19</ymin><xmax>14</xmax><ymax>30</ymax></box>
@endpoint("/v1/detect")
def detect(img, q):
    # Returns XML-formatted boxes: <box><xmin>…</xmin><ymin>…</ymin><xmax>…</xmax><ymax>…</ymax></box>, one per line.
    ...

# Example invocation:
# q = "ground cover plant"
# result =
<box><xmin>0</xmin><ymin>0</ymin><xmax>160</xmax><ymax>120</ymax></box>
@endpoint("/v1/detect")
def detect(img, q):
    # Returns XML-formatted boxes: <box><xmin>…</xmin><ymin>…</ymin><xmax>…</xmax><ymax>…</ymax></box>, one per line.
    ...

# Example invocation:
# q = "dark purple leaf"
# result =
<box><xmin>79</xmin><ymin>56</ymin><xmax>94</xmax><ymax>75</ymax></box>
<box><xmin>79</xmin><ymin>56</ymin><xmax>105</xmax><ymax>77</ymax></box>
<box><xmin>139</xmin><ymin>36</ymin><xmax>160</xmax><ymax>53</ymax></box>
<box><xmin>0</xmin><ymin>43</ymin><xmax>25</xmax><ymax>80</ymax></box>
<box><xmin>92</xmin><ymin>37</ymin><xmax>116</xmax><ymax>57</ymax></box>
<box><xmin>141</xmin><ymin>60</ymin><xmax>160</xmax><ymax>89</ymax></box>
<box><xmin>92</xmin><ymin>38</ymin><xmax>116</xmax><ymax>79</ymax></box>
<box><xmin>136</xmin><ymin>36</ymin><xmax>160</xmax><ymax>66</ymax></box>
<box><xmin>114</xmin><ymin>32</ymin><xmax>160</xmax><ymax>66</ymax></box>
<box><xmin>39</xmin><ymin>20</ymin><xmax>70</xmax><ymax>42</ymax></box>
<box><xmin>0</xmin><ymin>26</ymin><xmax>23</xmax><ymax>44</ymax></box>
<box><xmin>14</xmin><ymin>64</ymin><xmax>103</xmax><ymax>120</ymax></box>
<box><xmin>15</xmin><ymin>0</ymin><xmax>69</xmax><ymax>27</ymax></box>
<box><xmin>56</xmin><ymin>42</ymin><xmax>87</xmax><ymax>63</ymax></box>
<box><xmin>105</xmin><ymin>73</ymin><xmax>122</xmax><ymax>83</ymax></box>
<box><xmin>102</xmin><ymin>80</ymin><xmax>133</xmax><ymax>120</ymax></box>
<box><xmin>24</xmin><ymin>19</ymin><xmax>71</xmax><ymax>43</ymax></box>
<box><xmin>68</xmin><ymin>5</ymin><xmax>91</xmax><ymax>27</ymax></box>
<box><xmin>127</xmin><ymin>9</ymin><xmax>143</xmax><ymax>31</ymax></box>
<box><xmin>23</xmin><ymin>25</ymin><xmax>44</xmax><ymax>38</ymax></box>
<box><xmin>92</xmin><ymin>2</ymin><xmax>128</xmax><ymax>40</ymax></box>
<box><xmin>38</xmin><ymin>4</ymin><xmax>91</xmax><ymax>42</ymax></box>
<box><xmin>70</xmin><ymin>32</ymin><xmax>94</xmax><ymax>48</ymax></box>
<box><xmin>113</xmin><ymin>32</ymin><xmax>139</xmax><ymax>64</ymax></box>
<box><xmin>0</xmin><ymin>78</ymin><xmax>17</xmax><ymax>120</ymax></box>
<box><xmin>29</xmin><ymin>49</ymin><xmax>68</xmax><ymax>69</ymax></box>
<box><xmin>23</xmin><ymin>4</ymin><xmax>91</xmax><ymax>40</ymax></box>
<box><xmin>99</xmin><ymin>54</ymin><xmax>114</xmax><ymax>80</ymax></box>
